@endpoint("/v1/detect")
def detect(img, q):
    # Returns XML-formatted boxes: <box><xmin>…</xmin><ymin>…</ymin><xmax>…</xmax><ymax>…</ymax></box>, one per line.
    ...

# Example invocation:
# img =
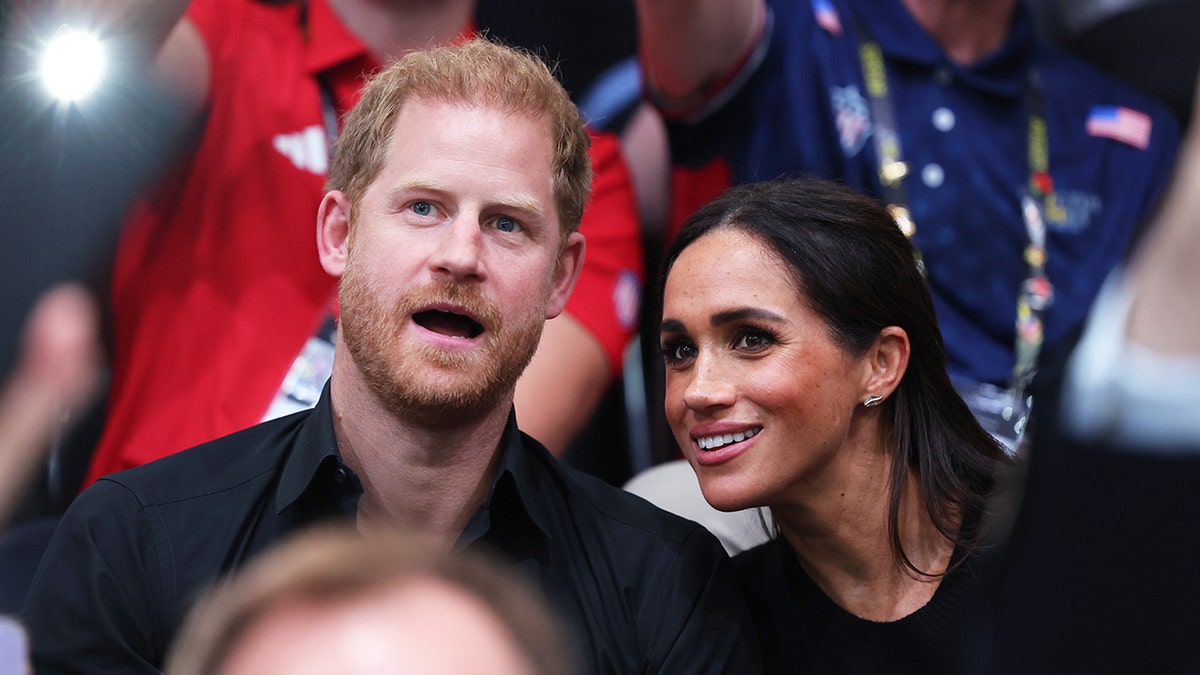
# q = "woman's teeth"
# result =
<box><xmin>697</xmin><ymin>427</ymin><xmax>760</xmax><ymax>451</ymax></box>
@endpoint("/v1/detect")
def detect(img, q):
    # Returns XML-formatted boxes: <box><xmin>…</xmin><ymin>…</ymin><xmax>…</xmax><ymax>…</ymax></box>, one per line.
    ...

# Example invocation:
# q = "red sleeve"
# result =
<box><xmin>667</xmin><ymin>159</ymin><xmax>733</xmax><ymax>242</ymax></box>
<box><xmin>184</xmin><ymin>0</ymin><xmax>233</xmax><ymax>69</ymax></box>
<box><xmin>566</xmin><ymin>131</ymin><xmax>644</xmax><ymax>377</ymax></box>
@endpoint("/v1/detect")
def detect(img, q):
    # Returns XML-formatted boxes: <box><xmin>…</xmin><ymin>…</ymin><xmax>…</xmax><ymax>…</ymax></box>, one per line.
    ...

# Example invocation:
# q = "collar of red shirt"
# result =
<box><xmin>302</xmin><ymin>0</ymin><xmax>477</xmax><ymax>76</ymax></box>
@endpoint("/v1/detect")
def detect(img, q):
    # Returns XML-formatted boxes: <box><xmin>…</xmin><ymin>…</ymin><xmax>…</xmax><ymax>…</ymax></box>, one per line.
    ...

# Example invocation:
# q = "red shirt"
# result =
<box><xmin>85</xmin><ymin>0</ymin><xmax>642</xmax><ymax>487</ymax></box>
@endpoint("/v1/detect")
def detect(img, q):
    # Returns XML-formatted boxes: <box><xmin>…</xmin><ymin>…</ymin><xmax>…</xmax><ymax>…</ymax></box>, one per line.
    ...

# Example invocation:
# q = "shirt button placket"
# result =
<box><xmin>924</xmin><ymin>106</ymin><xmax>955</xmax><ymax>189</ymax></box>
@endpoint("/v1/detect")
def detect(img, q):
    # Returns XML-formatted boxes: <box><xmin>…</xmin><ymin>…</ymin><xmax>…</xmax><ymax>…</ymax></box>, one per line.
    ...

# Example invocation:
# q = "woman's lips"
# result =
<box><xmin>690</xmin><ymin>425</ymin><xmax>762</xmax><ymax>467</ymax></box>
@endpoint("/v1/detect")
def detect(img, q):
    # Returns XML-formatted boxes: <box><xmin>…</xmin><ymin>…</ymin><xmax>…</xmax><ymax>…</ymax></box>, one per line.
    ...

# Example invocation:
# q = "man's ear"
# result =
<box><xmin>862</xmin><ymin>326</ymin><xmax>911</xmax><ymax>402</ymax></box>
<box><xmin>317</xmin><ymin>190</ymin><xmax>352</xmax><ymax>278</ymax></box>
<box><xmin>545</xmin><ymin>232</ymin><xmax>586</xmax><ymax>320</ymax></box>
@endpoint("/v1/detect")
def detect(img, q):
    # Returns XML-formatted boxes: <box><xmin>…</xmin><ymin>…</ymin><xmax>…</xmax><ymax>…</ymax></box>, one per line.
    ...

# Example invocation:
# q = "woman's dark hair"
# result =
<box><xmin>660</xmin><ymin>177</ymin><xmax>1007</xmax><ymax>576</ymax></box>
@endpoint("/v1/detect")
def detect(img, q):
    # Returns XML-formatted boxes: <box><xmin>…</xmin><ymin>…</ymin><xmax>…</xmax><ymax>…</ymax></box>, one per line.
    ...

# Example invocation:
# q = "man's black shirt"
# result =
<box><xmin>23</xmin><ymin>385</ymin><xmax>759</xmax><ymax>673</ymax></box>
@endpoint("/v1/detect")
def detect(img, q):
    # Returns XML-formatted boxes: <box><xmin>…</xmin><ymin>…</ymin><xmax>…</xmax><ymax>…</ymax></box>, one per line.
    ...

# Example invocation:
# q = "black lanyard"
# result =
<box><xmin>261</xmin><ymin>1</ymin><xmax>342</xmax><ymax>421</ymax></box>
<box><xmin>300</xmin><ymin>0</ymin><xmax>341</xmax><ymax>159</ymax></box>
<box><xmin>852</xmin><ymin>16</ymin><xmax>1054</xmax><ymax>393</ymax></box>
<box><xmin>318</xmin><ymin>77</ymin><xmax>340</xmax><ymax>155</ymax></box>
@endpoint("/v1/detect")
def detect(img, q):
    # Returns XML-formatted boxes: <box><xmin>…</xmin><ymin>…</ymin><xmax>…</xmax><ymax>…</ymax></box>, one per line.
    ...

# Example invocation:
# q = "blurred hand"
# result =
<box><xmin>0</xmin><ymin>283</ymin><xmax>103</xmax><ymax>528</ymax></box>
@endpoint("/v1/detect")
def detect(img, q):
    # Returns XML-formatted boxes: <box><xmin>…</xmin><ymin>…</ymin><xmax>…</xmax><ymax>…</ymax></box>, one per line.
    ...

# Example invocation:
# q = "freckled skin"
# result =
<box><xmin>660</xmin><ymin>228</ymin><xmax>874</xmax><ymax>512</ymax></box>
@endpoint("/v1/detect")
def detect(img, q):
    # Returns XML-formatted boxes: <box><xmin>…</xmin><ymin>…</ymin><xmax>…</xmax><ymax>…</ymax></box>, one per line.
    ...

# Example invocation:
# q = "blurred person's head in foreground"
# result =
<box><xmin>166</xmin><ymin>526</ymin><xmax>579</xmax><ymax>675</ymax></box>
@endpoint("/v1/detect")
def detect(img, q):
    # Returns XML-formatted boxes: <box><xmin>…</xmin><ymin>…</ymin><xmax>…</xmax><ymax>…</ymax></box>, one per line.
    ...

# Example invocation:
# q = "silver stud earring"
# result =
<box><xmin>863</xmin><ymin>394</ymin><xmax>883</xmax><ymax>408</ymax></box>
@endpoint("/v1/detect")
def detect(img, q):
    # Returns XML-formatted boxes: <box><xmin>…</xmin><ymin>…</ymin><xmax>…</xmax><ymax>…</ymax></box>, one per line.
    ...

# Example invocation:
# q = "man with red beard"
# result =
<box><xmin>22</xmin><ymin>39</ymin><xmax>759</xmax><ymax>675</ymax></box>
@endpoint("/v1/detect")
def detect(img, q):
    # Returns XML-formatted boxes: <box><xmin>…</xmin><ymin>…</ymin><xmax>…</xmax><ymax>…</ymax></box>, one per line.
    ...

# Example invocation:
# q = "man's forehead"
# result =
<box><xmin>390</xmin><ymin>95</ymin><xmax>552</xmax><ymax>136</ymax></box>
<box><xmin>378</xmin><ymin>99</ymin><xmax>556</xmax><ymax>196</ymax></box>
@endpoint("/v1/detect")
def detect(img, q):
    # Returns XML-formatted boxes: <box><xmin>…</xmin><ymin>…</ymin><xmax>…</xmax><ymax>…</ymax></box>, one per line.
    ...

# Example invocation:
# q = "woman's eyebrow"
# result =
<box><xmin>710</xmin><ymin>307</ymin><xmax>786</xmax><ymax>327</ymax></box>
<box><xmin>660</xmin><ymin>318</ymin><xmax>686</xmax><ymax>333</ymax></box>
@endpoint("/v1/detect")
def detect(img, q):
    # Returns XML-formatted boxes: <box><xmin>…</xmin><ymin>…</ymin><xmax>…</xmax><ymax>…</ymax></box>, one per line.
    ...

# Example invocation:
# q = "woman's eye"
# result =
<box><xmin>661</xmin><ymin>339</ymin><xmax>696</xmax><ymax>365</ymax></box>
<box><xmin>411</xmin><ymin>201</ymin><xmax>434</xmax><ymax>216</ymax></box>
<box><xmin>495</xmin><ymin>216</ymin><xmax>520</xmax><ymax>233</ymax></box>
<box><xmin>733</xmin><ymin>328</ymin><xmax>775</xmax><ymax>352</ymax></box>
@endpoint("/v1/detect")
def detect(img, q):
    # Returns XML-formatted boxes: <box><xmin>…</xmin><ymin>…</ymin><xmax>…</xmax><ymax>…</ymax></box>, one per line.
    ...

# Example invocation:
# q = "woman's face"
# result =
<box><xmin>660</xmin><ymin>228</ymin><xmax>873</xmax><ymax>512</ymax></box>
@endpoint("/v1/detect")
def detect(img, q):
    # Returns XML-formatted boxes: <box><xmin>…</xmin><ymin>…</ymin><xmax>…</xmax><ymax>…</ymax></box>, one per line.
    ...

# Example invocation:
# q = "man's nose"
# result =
<box><xmin>429</xmin><ymin>215</ymin><xmax>485</xmax><ymax>280</ymax></box>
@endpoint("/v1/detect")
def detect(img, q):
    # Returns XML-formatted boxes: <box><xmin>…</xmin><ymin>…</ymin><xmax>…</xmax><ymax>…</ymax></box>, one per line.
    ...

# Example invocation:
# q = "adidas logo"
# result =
<box><xmin>273</xmin><ymin>125</ymin><xmax>328</xmax><ymax>175</ymax></box>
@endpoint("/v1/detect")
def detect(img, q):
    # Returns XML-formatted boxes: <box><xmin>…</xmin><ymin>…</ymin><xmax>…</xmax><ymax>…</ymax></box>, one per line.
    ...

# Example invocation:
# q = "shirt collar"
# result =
<box><xmin>275</xmin><ymin>380</ymin><xmax>344</xmax><ymax>513</ymax></box>
<box><xmin>302</xmin><ymin>0</ymin><xmax>478</xmax><ymax>77</ymax></box>
<box><xmin>855</xmin><ymin>0</ymin><xmax>1036</xmax><ymax>99</ymax></box>
<box><xmin>274</xmin><ymin>382</ymin><xmax>552</xmax><ymax>542</ymax></box>
<box><xmin>303</xmin><ymin>0</ymin><xmax>374</xmax><ymax>76</ymax></box>
<box><xmin>477</xmin><ymin>410</ymin><xmax>555</xmax><ymax>542</ymax></box>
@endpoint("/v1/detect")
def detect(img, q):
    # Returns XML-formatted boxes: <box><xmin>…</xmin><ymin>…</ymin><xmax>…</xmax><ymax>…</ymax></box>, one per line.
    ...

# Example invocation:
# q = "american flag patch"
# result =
<box><xmin>812</xmin><ymin>0</ymin><xmax>842</xmax><ymax>35</ymax></box>
<box><xmin>1086</xmin><ymin>105</ymin><xmax>1152</xmax><ymax>150</ymax></box>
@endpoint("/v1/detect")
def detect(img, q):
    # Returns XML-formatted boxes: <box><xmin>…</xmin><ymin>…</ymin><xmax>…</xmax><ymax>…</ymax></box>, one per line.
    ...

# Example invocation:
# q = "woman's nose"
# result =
<box><xmin>681</xmin><ymin>355</ymin><xmax>736</xmax><ymax>412</ymax></box>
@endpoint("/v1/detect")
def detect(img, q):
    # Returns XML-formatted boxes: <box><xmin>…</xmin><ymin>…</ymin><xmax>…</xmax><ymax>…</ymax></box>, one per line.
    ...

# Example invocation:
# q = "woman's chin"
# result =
<box><xmin>697</xmin><ymin>475</ymin><xmax>762</xmax><ymax>514</ymax></box>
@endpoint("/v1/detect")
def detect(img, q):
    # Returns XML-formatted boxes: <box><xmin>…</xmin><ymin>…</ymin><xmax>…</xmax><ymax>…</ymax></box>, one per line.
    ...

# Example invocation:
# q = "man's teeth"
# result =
<box><xmin>697</xmin><ymin>427</ymin><xmax>760</xmax><ymax>450</ymax></box>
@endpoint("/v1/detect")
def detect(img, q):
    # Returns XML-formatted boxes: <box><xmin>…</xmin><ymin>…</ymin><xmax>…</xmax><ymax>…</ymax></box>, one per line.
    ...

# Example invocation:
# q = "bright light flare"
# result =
<box><xmin>40</xmin><ymin>29</ymin><xmax>107</xmax><ymax>102</ymax></box>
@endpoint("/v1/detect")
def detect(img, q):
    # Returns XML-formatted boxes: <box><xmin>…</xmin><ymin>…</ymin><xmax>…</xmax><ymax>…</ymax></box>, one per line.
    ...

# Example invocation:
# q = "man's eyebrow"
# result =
<box><xmin>710</xmin><ymin>307</ymin><xmax>786</xmax><ymax>327</ymax></box>
<box><xmin>385</xmin><ymin>180</ymin><xmax>545</xmax><ymax>217</ymax></box>
<box><xmin>490</xmin><ymin>191</ymin><xmax>546</xmax><ymax>218</ymax></box>
<box><xmin>385</xmin><ymin>178</ymin><xmax>448</xmax><ymax>201</ymax></box>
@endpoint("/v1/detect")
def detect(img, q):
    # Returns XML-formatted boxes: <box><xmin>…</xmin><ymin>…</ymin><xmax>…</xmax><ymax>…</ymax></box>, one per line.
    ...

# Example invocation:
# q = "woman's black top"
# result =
<box><xmin>733</xmin><ymin>537</ymin><xmax>988</xmax><ymax>674</ymax></box>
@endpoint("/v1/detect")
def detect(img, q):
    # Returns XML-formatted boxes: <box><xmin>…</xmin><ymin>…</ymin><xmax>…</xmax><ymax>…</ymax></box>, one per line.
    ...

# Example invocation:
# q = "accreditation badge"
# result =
<box><xmin>954</xmin><ymin>378</ymin><xmax>1033</xmax><ymax>457</ymax></box>
<box><xmin>262</xmin><ymin>314</ymin><xmax>337</xmax><ymax>422</ymax></box>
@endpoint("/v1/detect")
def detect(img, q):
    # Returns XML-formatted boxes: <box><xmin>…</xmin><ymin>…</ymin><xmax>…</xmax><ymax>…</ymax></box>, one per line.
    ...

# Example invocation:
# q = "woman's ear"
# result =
<box><xmin>317</xmin><ymin>190</ymin><xmax>352</xmax><ymax>278</ymax></box>
<box><xmin>862</xmin><ymin>326</ymin><xmax>910</xmax><ymax>403</ymax></box>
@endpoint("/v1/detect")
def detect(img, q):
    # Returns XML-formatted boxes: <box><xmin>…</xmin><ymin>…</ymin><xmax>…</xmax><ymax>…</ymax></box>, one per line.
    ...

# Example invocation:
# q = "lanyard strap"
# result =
<box><xmin>851</xmin><ymin>14</ymin><xmax>1054</xmax><ymax>392</ymax></box>
<box><xmin>318</xmin><ymin>77</ymin><xmax>340</xmax><ymax>157</ymax></box>
<box><xmin>856</xmin><ymin>36</ymin><xmax>922</xmax><ymax>273</ymax></box>
<box><xmin>262</xmin><ymin>7</ymin><xmax>343</xmax><ymax>422</ymax></box>
<box><xmin>263</xmin><ymin>77</ymin><xmax>340</xmax><ymax>422</ymax></box>
<box><xmin>1014</xmin><ymin>72</ymin><xmax>1055</xmax><ymax>392</ymax></box>
<box><xmin>300</xmin><ymin>1</ymin><xmax>341</xmax><ymax>160</ymax></box>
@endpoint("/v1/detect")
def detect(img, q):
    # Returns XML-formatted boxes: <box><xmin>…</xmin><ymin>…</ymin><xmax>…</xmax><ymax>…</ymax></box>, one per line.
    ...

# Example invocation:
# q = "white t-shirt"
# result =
<box><xmin>1062</xmin><ymin>269</ymin><xmax>1200</xmax><ymax>453</ymax></box>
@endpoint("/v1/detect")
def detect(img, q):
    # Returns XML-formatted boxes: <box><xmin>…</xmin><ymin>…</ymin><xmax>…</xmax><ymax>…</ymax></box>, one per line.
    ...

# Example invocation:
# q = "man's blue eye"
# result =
<box><xmin>496</xmin><ymin>216</ymin><xmax>519</xmax><ymax>233</ymax></box>
<box><xmin>412</xmin><ymin>201</ymin><xmax>432</xmax><ymax>216</ymax></box>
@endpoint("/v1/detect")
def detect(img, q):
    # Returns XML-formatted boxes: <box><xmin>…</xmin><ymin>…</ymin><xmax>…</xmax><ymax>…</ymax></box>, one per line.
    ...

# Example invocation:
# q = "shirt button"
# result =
<box><xmin>934</xmin><ymin>68</ymin><xmax>953</xmax><ymax>86</ymax></box>
<box><xmin>922</xmin><ymin>163</ymin><xmax>945</xmax><ymax>188</ymax></box>
<box><xmin>335</xmin><ymin>467</ymin><xmax>349</xmax><ymax>482</ymax></box>
<box><xmin>932</xmin><ymin>107</ymin><xmax>955</xmax><ymax>131</ymax></box>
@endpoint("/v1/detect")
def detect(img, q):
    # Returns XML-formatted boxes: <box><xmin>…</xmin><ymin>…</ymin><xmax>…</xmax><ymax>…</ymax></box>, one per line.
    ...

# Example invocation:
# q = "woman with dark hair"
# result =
<box><xmin>658</xmin><ymin>177</ymin><xmax>1007</xmax><ymax>673</ymax></box>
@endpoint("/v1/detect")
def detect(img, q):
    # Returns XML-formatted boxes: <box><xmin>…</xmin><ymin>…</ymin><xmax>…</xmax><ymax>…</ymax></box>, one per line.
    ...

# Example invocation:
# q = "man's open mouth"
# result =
<box><xmin>413</xmin><ymin>309</ymin><xmax>484</xmax><ymax>339</ymax></box>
